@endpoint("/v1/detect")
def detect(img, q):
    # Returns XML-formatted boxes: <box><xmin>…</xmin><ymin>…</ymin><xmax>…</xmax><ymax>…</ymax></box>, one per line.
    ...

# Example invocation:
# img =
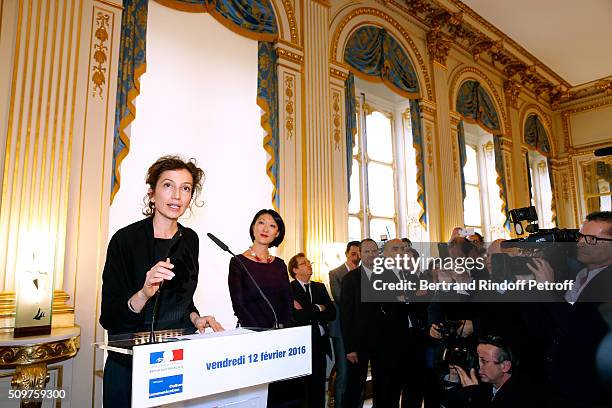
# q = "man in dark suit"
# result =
<box><xmin>289</xmin><ymin>253</ymin><xmax>336</xmax><ymax>408</ymax></box>
<box><xmin>329</xmin><ymin>241</ymin><xmax>361</xmax><ymax>408</ymax></box>
<box><xmin>341</xmin><ymin>238</ymin><xmax>398</xmax><ymax>408</ymax></box>
<box><xmin>450</xmin><ymin>336</ymin><xmax>536</xmax><ymax>408</ymax></box>
<box><xmin>525</xmin><ymin>211</ymin><xmax>612</xmax><ymax>407</ymax></box>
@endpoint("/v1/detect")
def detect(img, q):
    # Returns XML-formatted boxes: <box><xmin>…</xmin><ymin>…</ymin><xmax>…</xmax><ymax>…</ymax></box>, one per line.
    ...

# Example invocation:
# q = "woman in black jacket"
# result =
<box><xmin>99</xmin><ymin>155</ymin><xmax>223</xmax><ymax>406</ymax></box>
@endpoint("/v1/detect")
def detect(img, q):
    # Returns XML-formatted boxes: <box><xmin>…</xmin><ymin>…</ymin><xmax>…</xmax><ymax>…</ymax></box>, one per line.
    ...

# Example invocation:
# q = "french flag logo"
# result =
<box><xmin>150</xmin><ymin>349</ymin><xmax>183</xmax><ymax>364</ymax></box>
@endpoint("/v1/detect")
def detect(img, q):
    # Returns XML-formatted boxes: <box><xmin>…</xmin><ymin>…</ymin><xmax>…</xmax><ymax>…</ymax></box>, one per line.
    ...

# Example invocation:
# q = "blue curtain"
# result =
<box><xmin>410</xmin><ymin>99</ymin><xmax>427</xmax><ymax>227</ymax></box>
<box><xmin>493</xmin><ymin>137</ymin><xmax>511</xmax><ymax>232</ymax></box>
<box><xmin>112</xmin><ymin>0</ymin><xmax>279</xmax><ymax>204</ymax></box>
<box><xmin>456</xmin><ymin>80</ymin><xmax>501</xmax><ymax>134</ymax></box>
<box><xmin>524</xmin><ymin>114</ymin><xmax>551</xmax><ymax>155</ymax></box>
<box><xmin>257</xmin><ymin>42</ymin><xmax>280</xmax><ymax>210</ymax></box>
<box><xmin>345</xmin><ymin>73</ymin><xmax>357</xmax><ymax>202</ymax></box>
<box><xmin>344</xmin><ymin>26</ymin><xmax>420</xmax><ymax>98</ymax></box>
<box><xmin>112</xmin><ymin>0</ymin><xmax>148</xmax><ymax>203</ymax></box>
<box><xmin>457</xmin><ymin>120</ymin><xmax>467</xmax><ymax>203</ymax></box>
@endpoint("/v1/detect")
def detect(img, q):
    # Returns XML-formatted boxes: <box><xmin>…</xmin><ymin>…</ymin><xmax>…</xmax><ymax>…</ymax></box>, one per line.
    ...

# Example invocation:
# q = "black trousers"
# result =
<box><xmin>304</xmin><ymin>338</ymin><xmax>329</xmax><ymax>408</ymax></box>
<box><xmin>343</xmin><ymin>346</ymin><xmax>399</xmax><ymax>408</ymax></box>
<box><xmin>103</xmin><ymin>356</ymin><xmax>132</xmax><ymax>407</ymax></box>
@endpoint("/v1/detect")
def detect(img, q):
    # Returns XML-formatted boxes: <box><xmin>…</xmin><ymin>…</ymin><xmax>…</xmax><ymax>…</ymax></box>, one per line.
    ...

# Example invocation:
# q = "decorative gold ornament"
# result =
<box><xmin>504</xmin><ymin>79</ymin><xmax>521</xmax><ymax>109</ymax></box>
<box><xmin>284</xmin><ymin>75</ymin><xmax>295</xmax><ymax>140</ymax></box>
<box><xmin>11</xmin><ymin>362</ymin><xmax>49</xmax><ymax>389</ymax></box>
<box><xmin>0</xmin><ymin>335</ymin><xmax>79</xmax><ymax>368</ymax></box>
<box><xmin>426</xmin><ymin>28</ymin><xmax>451</xmax><ymax>67</ymax></box>
<box><xmin>330</xmin><ymin>67</ymin><xmax>348</xmax><ymax>81</ymax></box>
<box><xmin>276</xmin><ymin>47</ymin><xmax>303</xmax><ymax>65</ymax></box>
<box><xmin>91</xmin><ymin>12</ymin><xmax>110</xmax><ymax>99</ymax></box>
<box><xmin>595</xmin><ymin>79</ymin><xmax>612</xmax><ymax>96</ymax></box>
<box><xmin>332</xmin><ymin>92</ymin><xmax>342</xmax><ymax>149</ymax></box>
<box><xmin>425</xmin><ymin>125</ymin><xmax>434</xmax><ymax>171</ymax></box>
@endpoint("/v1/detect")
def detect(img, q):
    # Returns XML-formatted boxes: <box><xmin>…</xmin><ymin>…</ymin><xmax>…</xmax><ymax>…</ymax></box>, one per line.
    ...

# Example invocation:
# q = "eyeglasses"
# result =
<box><xmin>298</xmin><ymin>260</ymin><xmax>312</xmax><ymax>267</ymax></box>
<box><xmin>478</xmin><ymin>357</ymin><xmax>501</xmax><ymax>366</ymax></box>
<box><xmin>576</xmin><ymin>232</ymin><xmax>612</xmax><ymax>245</ymax></box>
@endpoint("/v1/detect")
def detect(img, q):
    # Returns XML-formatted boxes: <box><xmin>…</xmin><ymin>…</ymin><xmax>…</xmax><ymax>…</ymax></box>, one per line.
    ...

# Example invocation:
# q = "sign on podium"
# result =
<box><xmin>96</xmin><ymin>326</ymin><xmax>311</xmax><ymax>407</ymax></box>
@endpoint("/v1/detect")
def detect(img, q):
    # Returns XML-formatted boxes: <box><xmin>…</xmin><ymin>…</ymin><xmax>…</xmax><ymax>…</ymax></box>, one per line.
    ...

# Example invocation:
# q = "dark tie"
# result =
<box><xmin>304</xmin><ymin>283</ymin><xmax>312</xmax><ymax>305</ymax></box>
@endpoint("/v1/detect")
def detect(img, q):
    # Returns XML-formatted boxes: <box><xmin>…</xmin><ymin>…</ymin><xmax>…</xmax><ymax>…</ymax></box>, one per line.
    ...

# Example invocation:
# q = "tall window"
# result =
<box><xmin>349</xmin><ymin>108</ymin><xmax>397</xmax><ymax>241</ymax></box>
<box><xmin>463</xmin><ymin>123</ymin><xmax>509</xmax><ymax>241</ymax></box>
<box><xmin>527</xmin><ymin>150</ymin><xmax>554</xmax><ymax>228</ymax></box>
<box><xmin>348</xmin><ymin>79</ymin><xmax>428</xmax><ymax>242</ymax></box>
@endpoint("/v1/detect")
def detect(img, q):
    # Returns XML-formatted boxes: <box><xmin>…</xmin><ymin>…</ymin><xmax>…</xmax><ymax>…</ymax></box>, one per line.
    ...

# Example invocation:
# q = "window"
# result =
<box><xmin>463</xmin><ymin>123</ymin><xmax>509</xmax><ymax>241</ymax></box>
<box><xmin>348</xmin><ymin>79</ymin><xmax>428</xmax><ymax>243</ymax></box>
<box><xmin>527</xmin><ymin>150</ymin><xmax>554</xmax><ymax>228</ymax></box>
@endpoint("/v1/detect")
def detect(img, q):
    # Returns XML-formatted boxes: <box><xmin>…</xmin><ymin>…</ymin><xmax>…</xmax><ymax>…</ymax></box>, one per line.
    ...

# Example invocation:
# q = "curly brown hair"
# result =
<box><xmin>143</xmin><ymin>155</ymin><xmax>205</xmax><ymax>217</ymax></box>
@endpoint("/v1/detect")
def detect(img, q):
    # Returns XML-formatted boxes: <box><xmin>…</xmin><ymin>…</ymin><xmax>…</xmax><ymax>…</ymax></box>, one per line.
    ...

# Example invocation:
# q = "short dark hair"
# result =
<box><xmin>360</xmin><ymin>238</ymin><xmax>377</xmax><ymax>249</ymax></box>
<box><xmin>288</xmin><ymin>252</ymin><xmax>305</xmax><ymax>279</ymax></box>
<box><xmin>143</xmin><ymin>155</ymin><xmax>205</xmax><ymax>217</ymax></box>
<box><xmin>346</xmin><ymin>241</ymin><xmax>360</xmax><ymax>254</ymax></box>
<box><xmin>401</xmin><ymin>237</ymin><xmax>412</xmax><ymax>246</ymax></box>
<box><xmin>478</xmin><ymin>335</ymin><xmax>514</xmax><ymax>370</ymax></box>
<box><xmin>586</xmin><ymin>211</ymin><xmax>612</xmax><ymax>236</ymax></box>
<box><xmin>249</xmin><ymin>209</ymin><xmax>285</xmax><ymax>248</ymax></box>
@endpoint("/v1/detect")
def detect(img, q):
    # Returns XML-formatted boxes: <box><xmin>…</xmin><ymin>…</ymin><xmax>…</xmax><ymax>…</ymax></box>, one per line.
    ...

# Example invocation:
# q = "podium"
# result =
<box><xmin>95</xmin><ymin>326</ymin><xmax>312</xmax><ymax>407</ymax></box>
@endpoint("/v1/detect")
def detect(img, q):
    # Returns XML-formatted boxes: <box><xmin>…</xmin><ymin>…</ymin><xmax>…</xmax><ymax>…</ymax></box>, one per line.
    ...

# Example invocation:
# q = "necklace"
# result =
<box><xmin>249</xmin><ymin>246</ymin><xmax>273</xmax><ymax>263</ymax></box>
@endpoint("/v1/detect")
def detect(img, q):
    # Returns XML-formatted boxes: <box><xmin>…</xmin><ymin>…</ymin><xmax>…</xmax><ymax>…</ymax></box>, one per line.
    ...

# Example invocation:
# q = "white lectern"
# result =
<box><xmin>95</xmin><ymin>326</ymin><xmax>311</xmax><ymax>407</ymax></box>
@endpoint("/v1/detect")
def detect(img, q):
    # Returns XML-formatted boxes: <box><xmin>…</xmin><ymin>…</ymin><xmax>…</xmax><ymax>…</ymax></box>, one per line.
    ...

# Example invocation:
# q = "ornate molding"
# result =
<box><xmin>91</xmin><ymin>11</ymin><xmax>110</xmax><ymax>99</ymax></box>
<box><xmin>595</xmin><ymin>79</ymin><xmax>612</xmax><ymax>96</ymax></box>
<box><xmin>420</xmin><ymin>103</ymin><xmax>436</xmax><ymax>117</ymax></box>
<box><xmin>332</xmin><ymin>91</ymin><xmax>342</xmax><ymax>150</ymax></box>
<box><xmin>426</xmin><ymin>28</ymin><xmax>451</xmax><ymax>67</ymax></box>
<box><xmin>0</xmin><ymin>336</ymin><xmax>80</xmax><ymax>368</ymax></box>
<box><xmin>330</xmin><ymin>8</ymin><xmax>434</xmax><ymax>101</ymax></box>
<box><xmin>279</xmin><ymin>0</ymin><xmax>298</xmax><ymax>44</ymax></box>
<box><xmin>504</xmin><ymin>79</ymin><xmax>521</xmax><ymax>109</ymax></box>
<box><xmin>276</xmin><ymin>47</ymin><xmax>303</xmax><ymax>65</ymax></box>
<box><xmin>560</xmin><ymin>98</ymin><xmax>612</xmax><ymax>153</ymax></box>
<box><xmin>330</xmin><ymin>67</ymin><xmax>349</xmax><ymax>81</ymax></box>
<box><xmin>284</xmin><ymin>75</ymin><xmax>295</xmax><ymax>140</ymax></box>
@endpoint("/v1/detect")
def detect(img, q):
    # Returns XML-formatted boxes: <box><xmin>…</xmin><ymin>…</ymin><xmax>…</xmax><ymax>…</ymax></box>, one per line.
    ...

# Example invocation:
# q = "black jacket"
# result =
<box><xmin>290</xmin><ymin>280</ymin><xmax>335</xmax><ymax>356</ymax></box>
<box><xmin>99</xmin><ymin>217</ymin><xmax>199</xmax><ymax>335</ymax></box>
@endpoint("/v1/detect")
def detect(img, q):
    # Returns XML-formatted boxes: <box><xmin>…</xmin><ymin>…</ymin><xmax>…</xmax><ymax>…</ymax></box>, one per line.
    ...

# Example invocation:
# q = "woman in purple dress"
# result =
<box><xmin>228</xmin><ymin>208</ymin><xmax>292</xmax><ymax>328</ymax></box>
<box><xmin>228</xmin><ymin>209</ymin><xmax>299</xmax><ymax>407</ymax></box>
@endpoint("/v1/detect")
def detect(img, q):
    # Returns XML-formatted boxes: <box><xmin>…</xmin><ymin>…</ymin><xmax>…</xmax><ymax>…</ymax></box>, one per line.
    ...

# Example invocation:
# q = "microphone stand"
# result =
<box><xmin>149</xmin><ymin>228</ymin><xmax>182</xmax><ymax>343</ymax></box>
<box><xmin>207</xmin><ymin>233</ymin><xmax>280</xmax><ymax>329</ymax></box>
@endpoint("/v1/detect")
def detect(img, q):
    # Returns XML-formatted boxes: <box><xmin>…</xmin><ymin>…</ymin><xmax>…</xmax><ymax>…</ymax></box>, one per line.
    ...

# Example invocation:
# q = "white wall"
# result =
<box><xmin>109</xmin><ymin>2</ymin><xmax>273</xmax><ymax>328</ymax></box>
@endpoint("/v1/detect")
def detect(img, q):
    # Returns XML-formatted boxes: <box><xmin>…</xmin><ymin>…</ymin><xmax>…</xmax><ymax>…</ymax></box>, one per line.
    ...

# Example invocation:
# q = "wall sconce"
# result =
<box><xmin>14</xmin><ymin>231</ymin><xmax>54</xmax><ymax>337</ymax></box>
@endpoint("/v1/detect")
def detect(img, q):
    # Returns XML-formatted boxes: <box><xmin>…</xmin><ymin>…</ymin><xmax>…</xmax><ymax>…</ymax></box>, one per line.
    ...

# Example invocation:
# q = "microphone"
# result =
<box><xmin>207</xmin><ymin>233</ymin><xmax>280</xmax><ymax>329</ymax></box>
<box><xmin>149</xmin><ymin>227</ymin><xmax>183</xmax><ymax>343</ymax></box>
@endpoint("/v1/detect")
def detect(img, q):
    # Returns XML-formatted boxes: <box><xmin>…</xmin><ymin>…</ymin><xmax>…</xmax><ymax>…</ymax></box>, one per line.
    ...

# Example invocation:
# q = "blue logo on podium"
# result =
<box><xmin>149</xmin><ymin>374</ymin><xmax>183</xmax><ymax>398</ymax></box>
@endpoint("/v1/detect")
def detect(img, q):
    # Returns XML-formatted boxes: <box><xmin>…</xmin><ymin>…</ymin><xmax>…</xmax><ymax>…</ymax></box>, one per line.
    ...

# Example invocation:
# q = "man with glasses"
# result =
<box><xmin>449</xmin><ymin>336</ymin><xmax>534</xmax><ymax>407</ymax></box>
<box><xmin>289</xmin><ymin>253</ymin><xmax>336</xmax><ymax>408</ymax></box>
<box><xmin>525</xmin><ymin>211</ymin><xmax>612</xmax><ymax>407</ymax></box>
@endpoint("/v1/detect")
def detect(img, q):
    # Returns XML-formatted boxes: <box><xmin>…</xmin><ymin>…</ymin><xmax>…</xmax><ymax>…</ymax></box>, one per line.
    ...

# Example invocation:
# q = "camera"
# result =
<box><xmin>491</xmin><ymin>206</ymin><xmax>579</xmax><ymax>282</ymax></box>
<box><xmin>436</xmin><ymin>321</ymin><xmax>478</xmax><ymax>373</ymax></box>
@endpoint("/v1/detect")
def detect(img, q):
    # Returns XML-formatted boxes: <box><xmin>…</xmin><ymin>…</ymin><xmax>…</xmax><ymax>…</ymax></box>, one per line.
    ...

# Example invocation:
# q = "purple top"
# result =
<box><xmin>228</xmin><ymin>255</ymin><xmax>292</xmax><ymax>328</ymax></box>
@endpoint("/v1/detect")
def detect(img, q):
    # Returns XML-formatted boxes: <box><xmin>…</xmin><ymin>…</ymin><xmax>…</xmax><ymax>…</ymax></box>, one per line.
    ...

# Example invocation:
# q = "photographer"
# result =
<box><xmin>523</xmin><ymin>211</ymin><xmax>612</xmax><ymax>407</ymax></box>
<box><xmin>448</xmin><ymin>336</ymin><xmax>535</xmax><ymax>408</ymax></box>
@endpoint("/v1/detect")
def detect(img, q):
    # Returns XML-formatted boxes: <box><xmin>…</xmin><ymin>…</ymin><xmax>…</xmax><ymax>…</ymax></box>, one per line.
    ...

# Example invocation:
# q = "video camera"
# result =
<box><xmin>437</xmin><ymin>320</ymin><xmax>478</xmax><ymax>373</ymax></box>
<box><xmin>491</xmin><ymin>206</ymin><xmax>579</xmax><ymax>282</ymax></box>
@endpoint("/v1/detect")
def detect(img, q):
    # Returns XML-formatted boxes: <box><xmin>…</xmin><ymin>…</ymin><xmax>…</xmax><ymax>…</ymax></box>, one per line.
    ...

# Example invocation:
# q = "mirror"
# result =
<box><xmin>582</xmin><ymin>158</ymin><xmax>612</xmax><ymax>213</ymax></box>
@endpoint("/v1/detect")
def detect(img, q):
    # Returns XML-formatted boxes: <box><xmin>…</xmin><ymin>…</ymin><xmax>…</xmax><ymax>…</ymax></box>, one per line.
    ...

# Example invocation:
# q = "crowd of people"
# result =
<box><xmin>99</xmin><ymin>155</ymin><xmax>612</xmax><ymax>408</ymax></box>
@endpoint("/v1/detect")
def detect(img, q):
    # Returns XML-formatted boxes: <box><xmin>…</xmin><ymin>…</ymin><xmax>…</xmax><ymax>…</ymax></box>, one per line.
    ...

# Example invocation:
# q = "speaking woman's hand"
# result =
<box><xmin>142</xmin><ymin>258</ymin><xmax>175</xmax><ymax>298</ymax></box>
<box><xmin>193</xmin><ymin>315</ymin><xmax>225</xmax><ymax>333</ymax></box>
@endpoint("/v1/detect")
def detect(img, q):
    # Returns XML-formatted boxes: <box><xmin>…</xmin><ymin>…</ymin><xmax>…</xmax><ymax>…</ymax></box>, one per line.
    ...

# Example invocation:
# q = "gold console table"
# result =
<box><xmin>0</xmin><ymin>327</ymin><xmax>80</xmax><ymax>407</ymax></box>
